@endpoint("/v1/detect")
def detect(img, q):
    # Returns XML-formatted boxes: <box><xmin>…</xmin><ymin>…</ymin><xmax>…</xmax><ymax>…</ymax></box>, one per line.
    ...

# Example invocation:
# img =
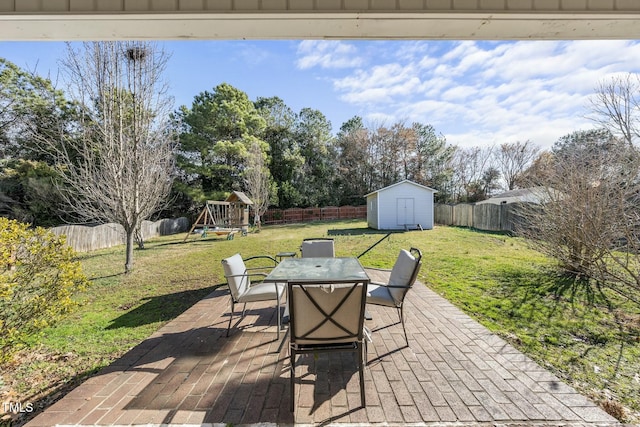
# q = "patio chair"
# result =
<box><xmin>288</xmin><ymin>281</ymin><xmax>367</xmax><ymax>412</ymax></box>
<box><xmin>221</xmin><ymin>253</ymin><xmax>285</xmax><ymax>339</ymax></box>
<box><xmin>301</xmin><ymin>238</ymin><xmax>335</xmax><ymax>258</ymax></box>
<box><xmin>365</xmin><ymin>247</ymin><xmax>422</xmax><ymax>344</ymax></box>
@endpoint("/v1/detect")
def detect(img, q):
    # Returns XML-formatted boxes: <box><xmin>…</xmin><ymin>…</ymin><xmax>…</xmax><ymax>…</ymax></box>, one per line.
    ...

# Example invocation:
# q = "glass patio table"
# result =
<box><xmin>264</xmin><ymin>257</ymin><xmax>369</xmax><ymax>284</ymax></box>
<box><xmin>263</xmin><ymin>257</ymin><xmax>371</xmax><ymax>323</ymax></box>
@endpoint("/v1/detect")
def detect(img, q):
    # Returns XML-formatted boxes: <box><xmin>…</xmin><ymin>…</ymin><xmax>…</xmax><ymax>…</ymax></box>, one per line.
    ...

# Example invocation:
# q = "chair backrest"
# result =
<box><xmin>301</xmin><ymin>238</ymin><xmax>335</xmax><ymax>258</ymax></box>
<box><xmin>387</xmin><ymin>248</ymin><xmax>422</xmax><ymax>305</ymax></box>
<box><xmin>288</xmin><ymin>282</ymin><xmax>366</xmax><ymax>345</ymax></box>
<box><xmin>221</xmin><ymin>253</ymin><xmax>250</xmax><ymax>302</ymax></box>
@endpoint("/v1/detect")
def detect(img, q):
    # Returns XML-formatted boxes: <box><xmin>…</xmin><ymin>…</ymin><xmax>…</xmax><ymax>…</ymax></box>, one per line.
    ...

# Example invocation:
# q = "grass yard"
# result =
<box><xmin>1</xmin><ymin>219</ymin><xmax>639</xmax><ymax>425</ymax></box>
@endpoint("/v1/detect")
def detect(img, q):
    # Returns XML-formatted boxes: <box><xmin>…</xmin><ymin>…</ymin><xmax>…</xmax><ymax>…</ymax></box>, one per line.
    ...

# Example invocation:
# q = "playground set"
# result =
<box><xmin>183</xmin><ymin>191</ymin><xmax>253</xmax><ymax>242</ymax></box>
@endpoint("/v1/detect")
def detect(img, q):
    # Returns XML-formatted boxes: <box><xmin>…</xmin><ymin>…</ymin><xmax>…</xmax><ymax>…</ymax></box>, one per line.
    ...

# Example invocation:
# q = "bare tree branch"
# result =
<box><xmin>497</xmin><ymin>140</ymin><xmax>540</xmax><ymax>190</ymax></box>
<box><xmin>519</xmin><ymin>131</ymin><xmax>640</xmax><ymax>307</ymax></box>
<box><xmin>28</xmin><ymin>42</ymin><xmax>175</xmax><ymax>273</ymax></box>
<box><xmin>588</xmin><ymin>73</ymin><xmax>640</xmax><ymax>145</ymax></box>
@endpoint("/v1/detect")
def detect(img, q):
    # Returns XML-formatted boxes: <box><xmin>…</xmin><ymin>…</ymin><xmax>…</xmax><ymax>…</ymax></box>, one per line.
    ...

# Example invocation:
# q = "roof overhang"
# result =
<box><xmin>1</xmin><ymin>12</ymin><xmax>640</xmax><ymax>41</ymax></box>
<box><xmin>365</xmin><ymin>179</ymin><xmax>437</xmax><ymax>197</ymax></box>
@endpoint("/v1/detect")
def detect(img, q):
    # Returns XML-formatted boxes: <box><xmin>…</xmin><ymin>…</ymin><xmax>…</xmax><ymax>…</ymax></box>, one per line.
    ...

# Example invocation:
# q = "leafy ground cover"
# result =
<box><xmin>1</xmin><ymin>220</ymin><xmax>639</xmax><ymax>425</ymax></box>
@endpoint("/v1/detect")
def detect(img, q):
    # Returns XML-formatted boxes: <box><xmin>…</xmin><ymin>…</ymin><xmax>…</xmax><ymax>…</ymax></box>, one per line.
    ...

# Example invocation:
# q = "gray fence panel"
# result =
<box><xmin>505</xmin><ymin>202</ymin><xmax>534</xmax><ymax>233</ymax></box>
<box><xmin>51</xmin><ymin>217</ymin><xmax>189</xmax><ymax>252</ymax></box>
<box><xmin>453</xmin><ymin>204</ymin><xmax>474</xmax><ymax>227</ymax></box>
<box><xmin>158</xmin><ymin>217</ymin><xmax>190</xmax><ymax>235</ymax></box>
<box><xmin>434</xmin><ymin>202</ymin><xmax>534</xmax><ymax>232</ymax></box>
<box><xmin>434</xmin><ymin>204</ymin><xmax>453</xmax><ymax>225</ymax></box>
<box><xmin>51</xmin><ymin>223</ymin><xmax>124</xmax><ymax>252</ymax></box>
<box><xmin>473</xmin><ymin>204</ymin><xmax>502</xmax><ymax>231</ymax></box>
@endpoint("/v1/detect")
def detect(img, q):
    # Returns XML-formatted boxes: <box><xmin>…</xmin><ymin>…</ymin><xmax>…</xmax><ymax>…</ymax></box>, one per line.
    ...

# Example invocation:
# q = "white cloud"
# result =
<box><xmin>302</xmin><ymin>40</ymin><xmax>640</xmax><ymax>149</ymax></box>
<box><xmin>296</xmin><ymin>40</ymin><xmax>364</xmax><ymax>70</ymax></box>
<box><xmin>419</xmin><ymin>76</ymin><xmax>456</xmax><ymax>98</ymax></box>
<box><xmin>333</xmin><ymin>63</ymin><xmax>422</xmax><ymax>105</ymax></box>
<box><xmin>441</xmin><ymin>85</ymin><xmax>476</xmax><ymax>102</ymax></box>
<box><xmin>393</xmin><ymin>41</ymin><xmax>432</xmax><ymax>62</ymax></box>
<box><xmin>334</xmin><ymin>63</ymin><xmax>417</xmax><ymax>90</ymax></box>
<box><xmin>364</xmin><ymin>111</ymin><xmax>396</xmax><ymax>126</ymax></box>
<box><xmin>446</xmin><ymin>116</ymin><xmax>597</xmax><ymax>150</ymax></box>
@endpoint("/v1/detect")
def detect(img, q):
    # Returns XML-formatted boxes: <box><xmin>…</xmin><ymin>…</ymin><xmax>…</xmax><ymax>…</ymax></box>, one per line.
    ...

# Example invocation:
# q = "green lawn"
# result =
<box><xmin>2</xmin><ymin>220</ymin><xmax>639</xmax><ymax>424</ymax></box>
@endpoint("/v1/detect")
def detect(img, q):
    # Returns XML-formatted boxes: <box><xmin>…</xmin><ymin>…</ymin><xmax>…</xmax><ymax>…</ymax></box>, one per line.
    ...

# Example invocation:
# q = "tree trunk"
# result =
<box><xmin>125</xmin><ymin>230</ymin><xmax>135</xmax><ymax>273</ymax></box>
<box><xmin>135</xmin><ymin>226</ymin><xmax>145</xmax><ymax>249</ymax></box>
<box><xmin>255</xmin><ymin>214</ymin><xmax>261</xmax><ymax>231</ymax></box>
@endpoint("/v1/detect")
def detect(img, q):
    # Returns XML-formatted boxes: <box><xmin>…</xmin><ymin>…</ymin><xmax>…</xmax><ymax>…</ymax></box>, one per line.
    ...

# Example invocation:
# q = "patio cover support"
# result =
<box><xmin>1</xmin><ymin>12</ymin><xmax>640</xmax><ymax>41</ymax></box>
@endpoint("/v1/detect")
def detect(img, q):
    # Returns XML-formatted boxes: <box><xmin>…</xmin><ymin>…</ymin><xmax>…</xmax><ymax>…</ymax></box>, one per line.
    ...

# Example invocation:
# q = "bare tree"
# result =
<box><xmin>451</xmin><ymin>145</ymin><xmax>496</xmax><ymax>202</ymax></box>
<box><xmin>31</xmin><ymin>42</ymin><xmax>175</xmax><ymax>273</ymax></box>
<box><xmin>244</xmin><ymin>140</ymin><xmax>273</xmax><ymax>230</ymax></box>
<box><xmin>589</xmin><ymin>73</ymin><xmax>640</xmax><ymax>145</ymax></box>
<box><xmin>517</xmin><ymin>151</ymin><xmax>555</xmax><ymax>187</ymax></box>
<box><xmin>496</xmin><ymin>140</ymin><xmax>540</xmax><ymax>191</ymax></box>
<box><xmin>518</xmin><ymin>130</ymin><xmax>640</xmax><ymax>306</ymax></box>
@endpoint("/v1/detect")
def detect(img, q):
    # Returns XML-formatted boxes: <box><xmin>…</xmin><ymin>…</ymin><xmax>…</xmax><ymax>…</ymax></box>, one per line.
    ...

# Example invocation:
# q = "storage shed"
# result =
<box><xmin>365</xmin><ymin>180</ymin><xmax>436</xmax><ymax>230</ymax></box>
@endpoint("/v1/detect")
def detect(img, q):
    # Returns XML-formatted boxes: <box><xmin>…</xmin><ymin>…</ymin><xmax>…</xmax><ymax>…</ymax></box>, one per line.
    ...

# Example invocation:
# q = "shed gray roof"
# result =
<box><xmin>364</xmin><ymin>179</ymin><xmax>437</xmax><ymax>197</ymax></box>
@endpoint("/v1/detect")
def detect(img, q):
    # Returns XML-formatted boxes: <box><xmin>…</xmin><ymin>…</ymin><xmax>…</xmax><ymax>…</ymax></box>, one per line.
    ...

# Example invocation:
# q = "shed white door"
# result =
<box><xmin>396</xmin><ymin>198</ymin><xmax>415</xmax><ymax>226</ymax></box>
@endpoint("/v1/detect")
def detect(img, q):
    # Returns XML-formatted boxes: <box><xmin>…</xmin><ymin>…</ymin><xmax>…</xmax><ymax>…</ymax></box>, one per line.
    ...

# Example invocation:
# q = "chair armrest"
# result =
<box><xmin>243</xmin><ymin>255</ymin><xmax>278</xmax><ymax>274</ymax></box>
<box><xmin>369</xmin><ymin>281</ymin><xmax>411</xmax><ymax>289</ymax></box>
<box><xmin>225</xmin><ymin>272</ymin><xmax>268</xmax><ymax>279</ymax></box>
<box><xmin>244</xmin><ymin>255</ymin><xmax>278</xmax><ymax>265</ymax></box>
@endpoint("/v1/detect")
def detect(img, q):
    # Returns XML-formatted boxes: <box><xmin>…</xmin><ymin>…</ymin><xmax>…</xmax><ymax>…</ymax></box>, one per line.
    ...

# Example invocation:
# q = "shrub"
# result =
<box><xmin>0</xmin><ymin>218</ymin><xmax>88</xmax><ymax>363</ymax></box>
<box><xmin>601</xmin><ymin>399</ymin><xmax>626</xmax><ymax>421</ymax></box>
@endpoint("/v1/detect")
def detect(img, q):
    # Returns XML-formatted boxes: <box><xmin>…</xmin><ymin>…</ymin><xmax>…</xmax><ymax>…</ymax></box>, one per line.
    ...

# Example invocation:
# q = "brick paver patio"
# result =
<box><xmin>26</xmin><ymin>269</ymin><xmax>621</xmax><ymax>426</ymax></box>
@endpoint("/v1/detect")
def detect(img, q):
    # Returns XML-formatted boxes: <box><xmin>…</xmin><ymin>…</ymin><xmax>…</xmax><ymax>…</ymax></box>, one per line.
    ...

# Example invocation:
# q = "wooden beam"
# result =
<box><xmin>1</xmin><ymin>13</ymin><xmax>640</xmax><ymax>40</ymax></box>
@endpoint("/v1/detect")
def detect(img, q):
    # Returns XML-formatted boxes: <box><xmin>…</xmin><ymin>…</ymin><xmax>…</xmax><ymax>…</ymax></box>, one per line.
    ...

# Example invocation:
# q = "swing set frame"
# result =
<box><xmin>183</xmin><ymin>193</ymin><xmax>253</xmax><ymax>242</ymax></box>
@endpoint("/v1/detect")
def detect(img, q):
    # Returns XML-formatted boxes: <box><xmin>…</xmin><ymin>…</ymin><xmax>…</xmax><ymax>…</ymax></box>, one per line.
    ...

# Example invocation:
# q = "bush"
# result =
<box><xmin>0</xmin><ymin>218</ymin><xmax>88</xmax><ymax>363</ymax></box>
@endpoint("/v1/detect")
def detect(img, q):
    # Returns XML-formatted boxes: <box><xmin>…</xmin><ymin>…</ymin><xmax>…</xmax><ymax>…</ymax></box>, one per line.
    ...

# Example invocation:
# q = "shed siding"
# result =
<box><xmin>373</xmin><ymin>181</ymin><xmax>434</xmax><ymax>230</ymax></box>
<box><xmin>367</xmin><ymin>194</ymin><xmax>378</xmax><ymax>229</ymax></box>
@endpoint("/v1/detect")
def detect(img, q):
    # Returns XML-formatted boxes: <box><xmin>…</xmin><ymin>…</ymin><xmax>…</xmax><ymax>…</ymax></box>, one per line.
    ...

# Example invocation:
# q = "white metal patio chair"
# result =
<box><xmin>288</xmin><ymin>281</ymin><xmax>367</xmax><ymax>412</ymax></box>
<box><xmin>221</xmin><ymin>253</ymin><xmax>285</xmax><ymax>339</ymax></box>
<box><xmin>301</xmin><ymin>238</ymin><xmax>335</xmax><ymax>258</ymax></box>
<box><xmin>365</xmin><ymin>247</ymin><xmax>422</xmax><ymax>344</ymax></box>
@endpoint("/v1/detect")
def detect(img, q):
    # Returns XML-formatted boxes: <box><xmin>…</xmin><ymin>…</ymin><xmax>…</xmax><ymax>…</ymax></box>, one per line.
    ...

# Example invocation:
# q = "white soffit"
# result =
<box><xmin>1</xmin><ymin>12</ymin><xmax>640</xmax><ymax>40</ymax></box>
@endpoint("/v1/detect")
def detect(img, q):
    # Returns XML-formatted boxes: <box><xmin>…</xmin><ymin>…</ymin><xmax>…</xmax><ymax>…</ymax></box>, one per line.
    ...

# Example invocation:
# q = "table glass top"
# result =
<box><xmin>264</xmin><ymin>257</ymin><xmax>369</xmax><ymax>283</ymax></box>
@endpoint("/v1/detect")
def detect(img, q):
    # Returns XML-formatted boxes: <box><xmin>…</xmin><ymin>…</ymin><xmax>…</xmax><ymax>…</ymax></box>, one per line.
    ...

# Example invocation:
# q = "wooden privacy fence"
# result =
<box><xmin>262</xmin><ymin>205</ymin><xmax>366</xmax><ymax>225</ymax></box>
<box><xmin>434</xmin><ymin>202</ymin><xmax>531</xmax><ymax>232</ymax></box>
<box><xmin>51</xmin><ymin>217</ymin><xmax>190</xmax><ymax>252</ymax></box>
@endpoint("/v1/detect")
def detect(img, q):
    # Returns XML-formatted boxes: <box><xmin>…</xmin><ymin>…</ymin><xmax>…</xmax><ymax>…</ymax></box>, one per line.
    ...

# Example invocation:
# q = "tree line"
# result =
<box><xmin>172</xmin><ymin>86</ymin><xmax>541</xmax><ymax>214</ymax></box>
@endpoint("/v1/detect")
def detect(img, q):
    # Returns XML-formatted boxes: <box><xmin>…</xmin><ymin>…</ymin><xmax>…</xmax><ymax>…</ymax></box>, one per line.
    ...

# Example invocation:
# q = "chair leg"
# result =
<box><xmin>226</xmin><ymin>300</ymin><xmax>235</xmax><ymax>337</ymax></box>
<box><xmin>358</xmin><ymin>343</ymin><xmax>366</xmax><ymax>407</ymax></box>
<box><xmin>276</xmin><ymin>288</ymin><xmax>281</xmax><ymax>340</ymax></box>
<box><xmin>363</xmin><ymin>338</ymin><xmax>368</xmax><ymax>367</ymax></box>
<box><xmin>290</xmin><ymin>350</ymin><xmax>296</xmax><ymax>412</ymax></box>
<box><xmin>399</xmin><ymin>305</ymin><xmax>408</xmax><ymax>344</ymax></box>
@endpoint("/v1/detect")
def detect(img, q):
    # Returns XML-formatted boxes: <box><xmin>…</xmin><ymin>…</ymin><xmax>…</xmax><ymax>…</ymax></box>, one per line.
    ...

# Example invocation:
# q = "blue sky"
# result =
<box><xmin>2</xmin><ymin>39</ymin><xmax>640</xmax><ymax>150</ymax></box>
